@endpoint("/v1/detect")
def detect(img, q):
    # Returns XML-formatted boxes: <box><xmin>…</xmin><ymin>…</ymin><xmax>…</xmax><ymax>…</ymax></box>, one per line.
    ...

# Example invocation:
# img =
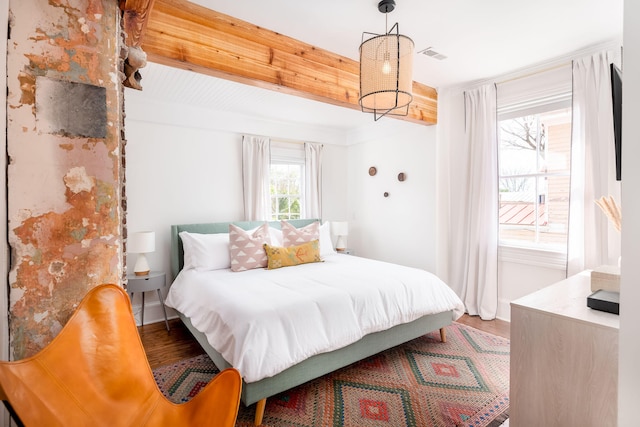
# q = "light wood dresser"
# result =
<box><xmin>510</xmin><ymin>271</ymin><xmax>619</xmax><ymax>426</ymax></box>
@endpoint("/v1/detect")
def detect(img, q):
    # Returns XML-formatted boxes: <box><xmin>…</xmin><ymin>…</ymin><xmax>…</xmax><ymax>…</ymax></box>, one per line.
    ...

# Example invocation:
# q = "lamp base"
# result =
<box><xmin>335</xmin><ymin>235</ymin><xmax>347</xmax><ymax>252</ymax></box>
<box><xmin>133</xmin><ymin>253</ymin><xmax>150</xmax><ymax>277</ymax></box>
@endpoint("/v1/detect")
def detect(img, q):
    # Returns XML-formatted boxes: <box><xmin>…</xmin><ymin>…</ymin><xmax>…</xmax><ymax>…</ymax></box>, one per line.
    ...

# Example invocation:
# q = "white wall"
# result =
<box><xmin>346</xmin><ymin>120</ymin><xmax>439</xmax><ymax>272</ymax></box>
<box><xmin>497</xmin><ymin>258</ymin><xmax>566</xmax><ymax>319</ymax></box>
<box><xmin>125</xmin><ymin>121</ymin><xmax>245</xmax><ymax>273</ymax></box>
<box><xmin>618</xmin><ymin>0</ymin><xmax>640</xmax><ymax>422</ymax></box>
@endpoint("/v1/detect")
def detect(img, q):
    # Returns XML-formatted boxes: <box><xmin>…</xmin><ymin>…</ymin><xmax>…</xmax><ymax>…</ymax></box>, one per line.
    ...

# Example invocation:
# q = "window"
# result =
<box><xmin>496</xmin><ymin>64</ymin><xmax>573</xmax><ymax>256</ymax></box>
<box><xmin>498</xmin><ymin>107</ymin><xmax>571</xmax><ymax>251</ymax></box>
<box><xmin>270</xmin><ymin>163</ymin><xmax>303</xmax><ymax>220</ymax></box>
<box><xmin>269</xmin><ymin>141</ymin><xmax>305</xmax><ymax>220</ymax></box>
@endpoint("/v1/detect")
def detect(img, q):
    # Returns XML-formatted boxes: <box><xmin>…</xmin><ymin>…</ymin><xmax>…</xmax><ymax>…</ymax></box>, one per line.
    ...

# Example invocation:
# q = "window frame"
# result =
<box><xmin>269</xmin><ymin>141</ymin><xmax>306</xmax><ymax>221</ymax></box>
<box><xmin>498</xmin><ymin>109</ymin><xmax>572</xmax><ymax>253</ymax></box>
<box><xmin>498</xmin><ymin>245</ymin><xmax>567</xmax><ymax>270</ymax></box>
<box><xmin>496</xmin><ymin>65</ymin><xmax>573</xmax><ymax>265</ymax></box>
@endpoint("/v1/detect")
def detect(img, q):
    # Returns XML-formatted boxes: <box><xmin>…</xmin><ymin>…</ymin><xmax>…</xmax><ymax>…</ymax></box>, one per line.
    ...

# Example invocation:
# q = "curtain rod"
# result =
<box><xmin>271</xmin><ymin>138</ymin><xmax>305</xmax><ymax>146</ymax></box>
<box><xmin>245</xmin><ymin>135</ymin><xmax>323</xmax><ymax>147</ymax></box>
<box><xmin>495</xmin><ymin>61</ymin><xmax>571</xmax><ymax>85</ymax></box>
<box><xmin>450</xmin><ymin>40</ymin><xmax>621</xmax><ymax>93</ymax></box>
<box><xmin>487</xmin><ymin>44</ymin><xmax>622</xmax><ymax>88</ymax></box>
<box><xmin>243</xmin><ymin>133</ymin><xmax>305</xmax><ymax>145</ymax></box>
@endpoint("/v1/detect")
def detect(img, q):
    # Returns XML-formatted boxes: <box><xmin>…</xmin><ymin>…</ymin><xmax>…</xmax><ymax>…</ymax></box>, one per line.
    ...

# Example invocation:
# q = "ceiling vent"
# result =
<box><xmin>418</xmin><ymin>47</ymin><xmax>447</xmax><ymax>61</ymax></box>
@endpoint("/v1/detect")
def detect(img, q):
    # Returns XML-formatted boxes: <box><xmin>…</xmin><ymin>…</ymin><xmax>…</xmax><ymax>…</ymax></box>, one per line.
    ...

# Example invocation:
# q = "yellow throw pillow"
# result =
<box><xmin>264</xmin><ymin>240</ymin><xmax>321</xmax><ymax>270</ymax></box>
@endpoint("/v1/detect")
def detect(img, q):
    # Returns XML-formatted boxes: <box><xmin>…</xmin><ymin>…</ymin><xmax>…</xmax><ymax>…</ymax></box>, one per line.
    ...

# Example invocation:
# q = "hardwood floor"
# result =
<box><xmin>456</xmin><ymin>313</ymin><xmax>510</xmax><ymax>339</ymax></box>
<box><xmin>140</xmin><ymin>314</ymin><xmax>510</xmax><ymax>370</ymax></box>
<box><xmin>139</xmin><ymin>318</ymin><xmax>204</xmax><ymax>369</ymax></box>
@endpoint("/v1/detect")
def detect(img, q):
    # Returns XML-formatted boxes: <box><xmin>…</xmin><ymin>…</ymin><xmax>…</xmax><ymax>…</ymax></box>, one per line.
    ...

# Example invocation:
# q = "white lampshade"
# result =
<box><xmin>331</xmin><ymin>221</ymin><xmax>349</xmax><ymax>237</ymax></box>
<box><xmin>129</xmin><ymin>231</ymin><xmax>155</xmax><ymax>276</ymax></box>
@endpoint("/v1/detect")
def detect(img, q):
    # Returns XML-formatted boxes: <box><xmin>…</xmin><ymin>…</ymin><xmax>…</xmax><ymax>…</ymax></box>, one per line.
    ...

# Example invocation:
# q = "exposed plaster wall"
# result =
<box><xmin>6</xmin><ymin>0</ymin><xmax>124</xmax><ymax>359</ymax></box>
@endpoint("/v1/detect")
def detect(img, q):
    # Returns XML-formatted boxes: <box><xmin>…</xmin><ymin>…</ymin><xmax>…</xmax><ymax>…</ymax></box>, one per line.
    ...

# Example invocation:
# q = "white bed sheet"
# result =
<box><xmin>165</xmin><ymin>254</ymin><xmax>464</xmax><ymax>382</ymax></box>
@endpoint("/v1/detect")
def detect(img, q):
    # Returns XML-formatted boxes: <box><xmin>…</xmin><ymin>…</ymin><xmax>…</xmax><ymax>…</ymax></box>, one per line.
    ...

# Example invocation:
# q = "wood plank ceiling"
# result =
<box><xmin>121</xmin><ymin>0</ymin><xmax>438</xmax><ymax>125</ymax></box>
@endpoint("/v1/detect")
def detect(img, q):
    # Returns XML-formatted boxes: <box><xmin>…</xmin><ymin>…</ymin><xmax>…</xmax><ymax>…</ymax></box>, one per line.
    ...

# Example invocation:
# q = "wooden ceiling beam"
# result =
<box><xmin>120</xmin><ymin>0</ymin><xmax>156</xmax><ymax>48</ymax></box>
<box><xmin>139</xmin><ymin>0</ymin><xmax>438</xmax><ymax>125</ymax></box>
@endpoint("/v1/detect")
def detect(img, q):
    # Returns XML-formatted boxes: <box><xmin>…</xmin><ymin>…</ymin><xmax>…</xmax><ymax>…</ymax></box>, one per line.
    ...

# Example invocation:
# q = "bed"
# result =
<box><xmin>166</xmin><ymin>219</ymin><xmax>464</xmax><ymax>425</ymax></box>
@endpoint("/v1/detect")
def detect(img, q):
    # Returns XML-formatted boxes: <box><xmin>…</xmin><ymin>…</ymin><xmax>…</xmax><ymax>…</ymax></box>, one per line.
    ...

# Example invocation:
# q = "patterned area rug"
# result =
<box><xmin>153</xmin><ymin>322</ymin><xmax>509</xmax><ymax>427</ymax></box>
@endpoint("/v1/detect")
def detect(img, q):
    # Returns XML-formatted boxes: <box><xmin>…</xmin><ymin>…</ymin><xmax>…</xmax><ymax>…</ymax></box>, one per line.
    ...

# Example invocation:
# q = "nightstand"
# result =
<box><xmin>336</xmin><ymin>248</ymin><xmax>354</xmax><ymax>255</ymax></box>
<box><xmin>127</xmin><ymin>271</ymin><xmax>170</xmax><ymax>331</ymax></box>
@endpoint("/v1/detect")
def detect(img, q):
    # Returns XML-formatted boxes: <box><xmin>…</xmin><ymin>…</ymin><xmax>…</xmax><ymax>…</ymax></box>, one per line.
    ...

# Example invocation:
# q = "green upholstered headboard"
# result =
<box><xmin>170</xmin><ymin>219</ymin><xmax>320</xmax><ymax>281</ymax></box>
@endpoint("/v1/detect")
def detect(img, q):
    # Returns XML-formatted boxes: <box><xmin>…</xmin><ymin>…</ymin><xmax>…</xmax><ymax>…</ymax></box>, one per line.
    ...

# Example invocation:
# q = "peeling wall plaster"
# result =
<box><xmin>35</xmin><ymin>76</ymin><xmax>108</xmax><ymax>138</ymax></box>
<box><xmin>7</xmin><ymin>0</ymin><xmax>124</xmax><ymax>359</ymax></box>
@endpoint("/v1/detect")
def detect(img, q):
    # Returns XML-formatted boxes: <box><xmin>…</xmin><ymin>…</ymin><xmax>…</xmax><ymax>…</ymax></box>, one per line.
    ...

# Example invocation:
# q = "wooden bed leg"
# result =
<box><xmin>440</xmin><ymin>327</ymin><xmax>447</xmax><ymax>343</ymax></box>
<box><xmin>254</xmin><ymin>398</ymin><xmax>267</xmax><ymax>426</ymax></box>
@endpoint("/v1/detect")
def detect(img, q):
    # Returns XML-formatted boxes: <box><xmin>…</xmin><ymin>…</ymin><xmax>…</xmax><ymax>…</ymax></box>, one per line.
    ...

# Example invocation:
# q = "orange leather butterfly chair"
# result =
<box><xmin>0</xmin><ymin>284</ymin><xmax>242</xmax><ymax>427</ymax></box>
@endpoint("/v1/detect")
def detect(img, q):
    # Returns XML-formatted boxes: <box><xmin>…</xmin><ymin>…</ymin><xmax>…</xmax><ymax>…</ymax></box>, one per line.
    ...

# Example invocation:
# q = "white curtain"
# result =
<box><xmin>242</xmin><ymin>135</ymin><xmax>271</xmax><ymax>221</ymax></box>
<box><xmin>304</xmin><ymin>142</ymin><xmax>323</xmax><ymax>218</ymax></box>
<box><xmin>448</xmin><ymin>84</ymin><xmax>499</xmax><ymax>320</ymax></box>
<box><xmin>567</xmin><ymin>51</ymin><xmax>621</xmax><ymax>275</ymax></box>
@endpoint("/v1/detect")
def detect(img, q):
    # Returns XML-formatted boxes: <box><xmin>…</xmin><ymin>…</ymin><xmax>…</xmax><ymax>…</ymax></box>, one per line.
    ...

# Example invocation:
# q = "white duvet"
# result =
<box><xmin>165</xmin><ymin>254</ymin><xmax>464</xmax><ymax>382</ymax></box>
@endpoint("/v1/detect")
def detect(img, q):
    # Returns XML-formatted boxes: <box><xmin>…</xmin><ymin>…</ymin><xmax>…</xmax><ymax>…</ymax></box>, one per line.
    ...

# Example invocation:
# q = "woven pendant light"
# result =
<box><xmin>359</xmin><ymin>0</ymin><xmax>414</xmax><ymax>121</ymax></box>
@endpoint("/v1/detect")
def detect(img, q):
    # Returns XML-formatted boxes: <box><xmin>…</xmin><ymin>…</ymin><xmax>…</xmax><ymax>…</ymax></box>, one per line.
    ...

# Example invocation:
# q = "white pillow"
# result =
<box><xmin>245</xmin><ymin>224</ymin><xmax>284</xmax><ymax>247</ymax></box>
<box><xmin>179</xmin><ymin>231</ymin><xmax>230</xmax><ymax>271</ymax></box>
<box><xmin>269</xmin><ymin>227</ymin><xmax>284</xmax><ymax>246</ymax></box>
<box><xmin>320</xmin><ymin>221</ymin><xmax>336</xmax><ymax>258</ymax></box>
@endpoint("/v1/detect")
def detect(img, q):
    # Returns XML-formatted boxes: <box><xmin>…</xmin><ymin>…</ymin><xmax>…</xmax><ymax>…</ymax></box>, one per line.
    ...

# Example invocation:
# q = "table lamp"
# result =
<box><xmin>129</xmin><ymin>231</ymin><xmax>155</xmax><ymax>276</ymax></box>
<box><xmin>332</xmin><ymin>221</ymin><xmax>349</xmax><ymax>252</ymax></box>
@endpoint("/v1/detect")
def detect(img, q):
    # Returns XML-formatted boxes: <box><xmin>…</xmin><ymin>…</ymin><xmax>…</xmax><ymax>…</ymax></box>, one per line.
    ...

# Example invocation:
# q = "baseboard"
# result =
<box><xmin>130</xmin><ymin>301</ymin><xmax>179</xmax><ymax>327</ymax></box>
<box><xmin>496</xmin><ymin>297</ymin><xmax>512</xmax><ymax>322</ymax></box>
